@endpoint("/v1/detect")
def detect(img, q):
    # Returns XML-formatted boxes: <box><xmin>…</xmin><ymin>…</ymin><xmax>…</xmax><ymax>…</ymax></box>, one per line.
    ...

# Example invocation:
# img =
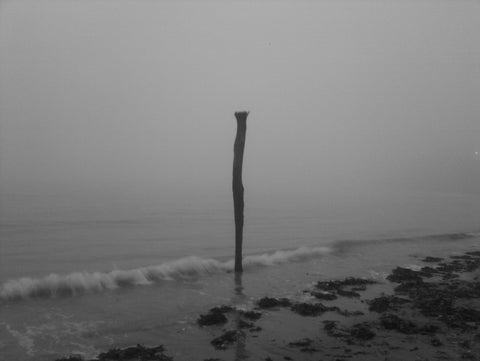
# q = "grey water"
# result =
<box><xmin>0</xmin><ymin>190</ymin><xmax>479</xmax><ymax>360</ymax></box>
<box><xmin>2</xmin><ymin>190</ymin><xmax>479</xmax><ymax>283</ymax></box>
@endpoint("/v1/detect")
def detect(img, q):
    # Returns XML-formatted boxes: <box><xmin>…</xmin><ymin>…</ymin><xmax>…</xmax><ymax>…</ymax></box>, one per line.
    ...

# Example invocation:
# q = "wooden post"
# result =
<box><xmin>233</xmin><ymin>111</ymin><xmax>249</xmax><ymax>273</ymax></box>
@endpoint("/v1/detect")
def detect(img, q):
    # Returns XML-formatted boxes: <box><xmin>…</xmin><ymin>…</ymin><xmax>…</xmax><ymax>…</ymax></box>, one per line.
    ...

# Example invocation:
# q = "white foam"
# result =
<box><xmin>0</xmin><ymin>246</ymin><xmax>331</xmax><ymax>301</ymax></box>
<box><xmin>2</xmin><ymin>323</ymin><xmax>35</xmax><ymax>356</ymax></box>
<box><xmin>403</xmin><ymin>264</ymin><xmax>422</xmax><ymax>271</ymax></box>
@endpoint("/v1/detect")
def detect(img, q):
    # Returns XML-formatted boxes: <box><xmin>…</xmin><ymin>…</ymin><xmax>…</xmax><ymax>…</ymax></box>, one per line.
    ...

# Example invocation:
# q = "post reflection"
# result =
<box><xmin>233</xmin><ymin>272</ymin><xmax>247</xmax><ymax>361</ymax></box>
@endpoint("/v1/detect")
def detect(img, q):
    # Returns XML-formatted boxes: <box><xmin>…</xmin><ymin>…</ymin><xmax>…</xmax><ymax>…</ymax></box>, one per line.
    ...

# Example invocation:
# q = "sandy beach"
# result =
<box><xmin>53</xmin><ymin>242</ymin><xmax>480</xmax><ymax>361</ymax></box>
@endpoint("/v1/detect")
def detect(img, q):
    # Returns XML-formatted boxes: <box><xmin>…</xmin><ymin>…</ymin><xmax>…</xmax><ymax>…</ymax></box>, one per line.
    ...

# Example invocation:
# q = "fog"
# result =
<box><xmin>1</xmin><ymin>0</ymin><xmax>479</xmax><ymax>209</ymax></box>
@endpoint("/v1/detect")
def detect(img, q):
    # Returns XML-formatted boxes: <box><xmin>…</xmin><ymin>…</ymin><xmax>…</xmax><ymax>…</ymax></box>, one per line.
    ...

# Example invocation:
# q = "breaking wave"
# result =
<box><xmin>0</xmin><ymin>246</ymin><xmax>331</xmax><ymax>301</ymax></box>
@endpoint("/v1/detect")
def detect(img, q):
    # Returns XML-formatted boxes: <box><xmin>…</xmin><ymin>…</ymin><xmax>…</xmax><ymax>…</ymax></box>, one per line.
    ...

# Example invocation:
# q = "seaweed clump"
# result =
<box><xmin>198</xmin><ymin>306</ymin><xmax>233</xmax><ymax>326</ymax></box>
<box><xmin>257</xmin><ymin>297</ymin><xmax>291</xmax><ymax>309</ymax></box>
<box><xmin>211</xmin><ymin>330</ymin><xmax>242</xmax><ymax>350</ymax></box>
<box><xmin>55</xmin><ymin>345</ymin><xmax>172</xmax><ymax>361</ymax></box>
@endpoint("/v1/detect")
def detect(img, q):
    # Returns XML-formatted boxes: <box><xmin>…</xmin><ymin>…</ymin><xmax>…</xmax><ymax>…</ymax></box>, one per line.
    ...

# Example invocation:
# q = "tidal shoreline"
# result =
<box><xmin>54</xmin><ymin>248</ymin><xmax>480</xmax><ymax>361</ymax></box>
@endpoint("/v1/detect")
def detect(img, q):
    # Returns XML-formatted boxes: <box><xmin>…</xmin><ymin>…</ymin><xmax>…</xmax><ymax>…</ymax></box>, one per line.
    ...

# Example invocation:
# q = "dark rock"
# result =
<box><xmin>461</xmin><ymin>351</ymin><xmax>475</xmax><ymax>359</ymax></box>
<box><xmin>198</xmin><ymin>309</ymin><xmax>228</xmax><ymax>326</ymax></box>
<box><xmin>415</xmin><ymin>294</ymin><xmax>454</xmax><ymax>318</ymax></box>
<box><xmin>97</xmin><ymin>348</ymin><xmax>122</xmax><ymax>360</ymax></box>
<box><xmin>211</xmin><ymin>330</ymin><xmax>241</xmax><ymax>350</ymax></box>
<box><xmin>380</xmin><ymin>314</ymin><xmax>419</xmax><ymax>334</ymax></box>
<box><xmin>288</xmin><ymin>338</ymin><xmax>313</xmax><ymax>347</ymax></box>
<box><xmin>311</xmin><ymin>291</ymin><xmax>337</xmax><ymax>301</ymax></box>
<box><xmin>336</xmin><ymin>309</ymin><xmax>364</xmax><ymax>317</ymax></box>
<box><xmin>435</xmin><ymin>256</ymin><xmax>480</xmax><ymax>274</ymax></box>
<box><xmin>315</xmin><ymin>280</ymin><xmax>342</xmax><ymax>291</ymax></box>
<box><xmin>315</xmin><ymin>278</ymin><xmax>375</xmax><ymax>303</ymax></box>
<box><xmin>393</xmin><ymin>281</ymin><xmax>422</xmax><ymax>294</ymax></box>
<box><xmin>450</xmin><ymin>281</ymin><xmax>480</xmax><ymax>298</ymax></box>
<box><xmin>386</xmin><ymin>267</ymin><xmax>424</xmax><ymax>283</ymax></box>
<box><xmin>123</xmin><ymin>345</ymin><xmax>149</xmax><ymax>359</ymax></box>
<box><xmin>368</xmin><ymin>295</ymin><xmax>410</xmax><ymax>313</ymax></box>
<box><xmin>257</xmin><ymin>297</ymin><xmax>291</xmax><ymax>309</ymax></box>
<box><xmin>386</xmin><ymin>254</ymin><xmax>480</xmax><ymax>330</ymax></box>
<box><xmin>323</xmin><ymin>320</ymin><xmax>349</xmax><ymax>338</ymax></box>
<box><xmin>210</xmin><ymin>305</ymin><xmax>234</xmax><ymax>314</ymax></box>
<box><xmin>459</xmin><ymin>340</ymin><xmax>471</xmax><ymax>348</ymax></box>
<box><xmin>443</xmin><ymin>273</ymin><xmax>460</xmax><ymax>280</ymax></box>
<box><xmin>340</xmin><ymin>277</ymin><xmax>377</xmax><ymax>286</ymax></box>
<box><xmin>431</xmin><ymin>338</ymin><xmax>443</xmax><ymax>347</ymax></box>
<box><xmin>422</xmin><ymin>256</ymin><xmax>443</xmax><ymax>263</ymax></box>
<box><xmin>323</xmin><ymin>320</ymin><xmax>338</xmax><ymax>332</ymax></box>
<box><xmin>240</xmin><ymin>310</ymin><xmax>262</xmax><ymax>320</ymax></box>
<box><xmin>291</xmin><ymin>302</ymin><xmax>329</xmax><ymax>316</ymax></box>
<box><xmin>419</xmin><ymin>324</ymin><xmax>439</xmax><ymax>335</ymax></box>
<box><xmin>97</xmin><ymin>344</ymin><xmax>171</xmax><ymax>361</ymax></box>
<box><xmin>300</xmin><ymin>347</ymin><xmax>318</xmax><ymax>353</ymax></box>
<box><xmin>419</xmin><ymin>266</ymin><xmax>436</xmax><ymax>277</ymax></box>
<box><xmin>238</xmin><ymin>319</ymin><xmax>255</xmax><ymax>329</ymax></box>
<box><xmin>349</xmin><ymin>323</ymin><xmax>376</xmax><ymax>340</ymax></box>
<box><xmin>316</xmin><ymin>278</ymin><xmax>375</xmax><ymax>291</ymax></box>
<box><xmin>454</xmin><ymin>307</ymin><xmax>480</xmax><ymax>323</ymax></box>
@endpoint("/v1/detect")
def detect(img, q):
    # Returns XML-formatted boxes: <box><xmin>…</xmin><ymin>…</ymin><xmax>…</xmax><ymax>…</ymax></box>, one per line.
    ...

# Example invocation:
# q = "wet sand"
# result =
<box><xmin>54</xmin><ymin>248</ymin><xmax>480</xmax><ymax>361</ymax></box>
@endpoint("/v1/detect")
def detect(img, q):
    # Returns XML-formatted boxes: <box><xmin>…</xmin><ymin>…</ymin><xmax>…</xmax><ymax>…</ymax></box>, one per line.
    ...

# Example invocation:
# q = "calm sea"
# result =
<box><xmin>1</xmin><ymin>192</ymin><xmax>479</xmax><ymax>360</ymax></box>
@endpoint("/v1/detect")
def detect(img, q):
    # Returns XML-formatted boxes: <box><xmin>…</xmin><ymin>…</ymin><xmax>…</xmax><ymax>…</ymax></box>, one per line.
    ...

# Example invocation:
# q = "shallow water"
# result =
<box><xmin>1</xmin><ymin>192</ymin><xmax>479</xmax><ymax>360</ymax></box>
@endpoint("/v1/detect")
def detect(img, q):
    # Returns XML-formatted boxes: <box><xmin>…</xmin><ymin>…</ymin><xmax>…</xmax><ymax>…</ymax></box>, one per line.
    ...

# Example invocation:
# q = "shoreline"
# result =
<box><xmin>54</xmin><ymin>248</ymin><xmax>480</xmax><ymax>361</ymax></box>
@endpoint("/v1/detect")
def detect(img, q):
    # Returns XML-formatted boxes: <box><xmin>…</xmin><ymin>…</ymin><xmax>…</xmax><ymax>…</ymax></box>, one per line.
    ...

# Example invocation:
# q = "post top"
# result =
<box><xmin>234</xmin><ymin>111</ymin><xmax>250</xmax><ymax>120</ymax></box>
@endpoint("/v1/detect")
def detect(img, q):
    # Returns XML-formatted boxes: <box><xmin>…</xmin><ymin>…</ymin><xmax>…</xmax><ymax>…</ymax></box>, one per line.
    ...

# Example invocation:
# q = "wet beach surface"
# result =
<box><xmin>54</xmin><ymin>247</ymin><xmax>480</xmax><ymax>361</ymax></box>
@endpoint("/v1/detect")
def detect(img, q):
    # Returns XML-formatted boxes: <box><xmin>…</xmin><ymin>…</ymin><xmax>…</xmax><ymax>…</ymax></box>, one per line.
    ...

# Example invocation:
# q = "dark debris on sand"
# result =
<box><xmin>256</xmin><ymin>297</ymin><xmax>292</xmax><ymax>309</ymax></box>
<box><xmin>197</xmin><ymin>305</ymin><xmax>235</xmax><ymax>327</ymax></box>
<box><xmin>386</xmin><ymin>267</ymin><xmax>426</xmax><ymax>283</ymax></box>
<box><xmin>422</xmin><ymin>256</ymin><xmax>444</xmax><ymax>263</ymax></box>
<box><xmin>387</xmin><ymin>254</ymin><xmax>480</xmax><ymax>330</ymax></box>
<box><xmin>54</xmin><ymin>249</ymin><xmax>480</xmax><ymax>361</ymax></box>
<box><xmin>210</xmin><ymin>330</ymin><xmax>242</xmax><ymax>350</ymax></box>
<box><xmin>288</xmin><ymin>338</ymin><xmax>313</xmax><ymax>347</ymax></box>
<box><xmin>323</xmin><ymin>320</ymin><xmax>376</xmax><ymax>342</ymax></box>
<box><xmin>239</xmin><ymin>310</ymin><xmax>262</xmax><ymax>320</ymax></box>
<box><xmin>287</xmin><ymin>338</ymin><xmax>319</xmax><ymax>353</ymax></box>
<box><xmin>313</xmin><ymin>277</ymin><xmax>377</xmax><ymax>302</ymax></box>
<box><xmin>368</xmin><ymin>295</ymin><xmax>410</xmax><ymax>313</ymax></box>
<box><xmin>380</xmin><ymin>313</ymin><xmax>421</xmax><ymax>334</ymax></box>
<box><xmin>349</xmin><ymin>323</ymin><xmax>376</xmax><ymax>340</ymax></box>
<box><xmin>311</xmin><ymin>290</ymin><xmax>337</xmax><ymax>300</ymax></box>
<box><xmin>290</xmin><ymin>302</ymin><xmax>331</xmax><ymax>316</ymax></box>
<box><xmin>55</xmin><ymin>344</ymin><xmax>172</xmax><ymax>361</ymax></box>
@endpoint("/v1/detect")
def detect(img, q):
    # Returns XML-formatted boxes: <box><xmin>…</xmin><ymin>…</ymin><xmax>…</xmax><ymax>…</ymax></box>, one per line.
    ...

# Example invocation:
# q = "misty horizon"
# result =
<box><xmin>1</xmin><ymin>0</ymin><xmax>479</xmax><ymax>206</ymax></box>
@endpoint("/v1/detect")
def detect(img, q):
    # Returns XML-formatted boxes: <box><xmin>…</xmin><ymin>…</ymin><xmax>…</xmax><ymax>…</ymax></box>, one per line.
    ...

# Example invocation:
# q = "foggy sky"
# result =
<box><xmin>1</xmin><ymin>0</ymin><xmax>479</xmax><ymax>204</ymax></box>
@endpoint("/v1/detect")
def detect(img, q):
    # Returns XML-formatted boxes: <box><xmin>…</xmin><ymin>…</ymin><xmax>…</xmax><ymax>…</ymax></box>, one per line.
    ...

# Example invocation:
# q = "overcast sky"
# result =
<box><xmin>1</xmin><ymin>0</ymin><xmax>479</xmax><ymax>205</ymax></box>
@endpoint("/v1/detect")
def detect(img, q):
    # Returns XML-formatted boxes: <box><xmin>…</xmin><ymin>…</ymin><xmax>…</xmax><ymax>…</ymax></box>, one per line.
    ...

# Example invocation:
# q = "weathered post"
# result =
<box><xmin>233</xmin><ymin>111</ymin><xmax>249</xmax><ymax>273</ymax></box>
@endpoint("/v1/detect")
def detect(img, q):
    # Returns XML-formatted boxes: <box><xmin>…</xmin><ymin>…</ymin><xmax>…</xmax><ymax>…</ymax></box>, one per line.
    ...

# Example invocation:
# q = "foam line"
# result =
<box><xmin>0</xmin><ymin>246</ymin><xmax>331</xmax><ymax>301</ymax></box>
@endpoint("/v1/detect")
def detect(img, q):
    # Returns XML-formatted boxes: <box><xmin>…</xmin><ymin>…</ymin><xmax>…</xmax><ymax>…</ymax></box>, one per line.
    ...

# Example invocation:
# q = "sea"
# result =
<box><xmin>1</xmin><ymin>191</ymin><xmax>479</xmax><ymax>361</ymax></box>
